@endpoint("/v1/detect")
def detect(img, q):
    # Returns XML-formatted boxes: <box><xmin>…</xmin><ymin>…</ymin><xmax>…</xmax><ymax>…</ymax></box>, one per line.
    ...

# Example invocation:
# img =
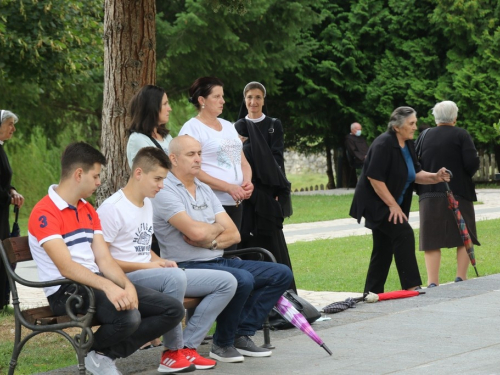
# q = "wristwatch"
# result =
<box><xmin>210</xmin><ymin>239</ymin><xmax>218</xmax><ymax>250</ymax></box>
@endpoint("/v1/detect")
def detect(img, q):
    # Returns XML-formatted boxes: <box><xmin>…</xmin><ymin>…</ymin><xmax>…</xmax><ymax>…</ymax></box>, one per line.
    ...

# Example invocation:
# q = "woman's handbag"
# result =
<box><xmin>268</xmin><ymin>289</ymin><xmax>321</xmax><ymax>330</ymax></box>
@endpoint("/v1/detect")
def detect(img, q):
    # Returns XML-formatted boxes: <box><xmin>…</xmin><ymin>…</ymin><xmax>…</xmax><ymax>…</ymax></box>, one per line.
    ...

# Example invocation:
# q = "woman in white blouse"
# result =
<box><xmin>179</xmin><ymin>77</ymin><xmax>253</xmax><ymax>249</ymax></box>
<box><xmin>126</xmin><ymin>85</ymin><xmax>173</xmax><ymax>169</ymax></box>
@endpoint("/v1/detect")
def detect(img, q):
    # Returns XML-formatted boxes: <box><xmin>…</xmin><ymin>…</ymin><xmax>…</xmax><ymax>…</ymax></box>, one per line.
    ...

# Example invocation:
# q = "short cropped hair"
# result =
<box><xmin>387</xmin><ymin>106</ymin><xmax>416</xmax><ymax>132</ymax></box>
<box><xmin>432</xmin><ymin>101</ymin><xmax>458</xmax><ymax>124</ymax></box>
<box><xmin>61</xmin><ymin>142</ymin><xmax>107</xmax><ymax>179</ymax></box>
<box><xmin>131</xmin><ymin>147</ymin><xmax>171</xmax><ymax>173</ymax></box>
<box><xmin>188</xmin><ymin>77</ymin><xmax>224</xmax><ymax>110</ymax></box>
<box><xmin>350</xmin><ymin>122</ymin><xmax>361</xmax><ymax>131</ymax></box>
<box><xmin>0</xmin><ymin>110</ymin><xmax>19</xmax><ymax>125</ymax></box>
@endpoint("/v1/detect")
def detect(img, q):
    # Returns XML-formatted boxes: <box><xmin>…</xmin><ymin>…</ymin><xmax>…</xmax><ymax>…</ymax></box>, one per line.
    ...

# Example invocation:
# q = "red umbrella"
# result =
<box><xmin>365</xmin><ymin>290</ymin><xmax>424</xmax><ymax>303</ymax></box>
<box><xmin>443</xmin><ymin>170</ymin><xmax>479</xmax><ymax>277</ymax></box>
<box><xmin>274</xmin><ymin>295</ymin><xmax>332</xmax><ymax>355</ymax></box>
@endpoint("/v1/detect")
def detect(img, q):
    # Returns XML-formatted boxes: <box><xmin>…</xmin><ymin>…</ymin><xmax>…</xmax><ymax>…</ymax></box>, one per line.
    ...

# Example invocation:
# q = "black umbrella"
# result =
<box><xmin>321</xmin><ymin>296</ymin><xmax>365</xmax><ymax>314</ymax></box>
<box><xmin>10</xmin><ymin>205</ymin><xmax>20</xmax><ymax>237</ymax></box>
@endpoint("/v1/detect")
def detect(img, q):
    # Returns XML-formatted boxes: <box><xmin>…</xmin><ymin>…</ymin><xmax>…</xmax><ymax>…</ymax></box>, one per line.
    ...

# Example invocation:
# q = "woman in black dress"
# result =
<box><xmin>234</xmin><ymin>82</ymin><xmax>296</xmax><ymax>292</ymax></box>
<box><xmin>0</xmin><ymin>110</ymin><xmax>24</xmax><ymax>309</ymax></box>
<box><xmin>350</xmin><ymin>106</ymin><xmax>450</xmax><ymax>294</ymax></box>
<box><xmin>416</xmin><ymin>101</ymin><xmax>480</xmax><ymax>287</ymax></box>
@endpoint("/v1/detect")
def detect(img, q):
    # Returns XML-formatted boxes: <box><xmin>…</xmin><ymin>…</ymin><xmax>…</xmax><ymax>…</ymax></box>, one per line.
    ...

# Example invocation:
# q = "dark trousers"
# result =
<box><xmin>178</xmin><ymin>257</ymin><xmax>293</xmax><ymax>347</ymax></box>
<box><xmin>223</xmin><ymin>204</ymin><xmax>243</xmax><ymax>251</ymax></box>
<box><xmin>48</xmin><ymin>281</ymin><xmax>184</xmax><ymax>359</ymax></box>
<box><xmin>364</xmin><ymin>216</ymin><xmax>422</xmax><ymax>294</ymax></box>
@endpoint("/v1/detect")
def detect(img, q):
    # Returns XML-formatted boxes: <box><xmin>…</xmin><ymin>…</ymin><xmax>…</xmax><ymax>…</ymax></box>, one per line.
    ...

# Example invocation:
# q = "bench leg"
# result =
<box><xmin>261</xmin><ymin>317</ymin><xmax>275</xmax><ymax>349</ymax></box>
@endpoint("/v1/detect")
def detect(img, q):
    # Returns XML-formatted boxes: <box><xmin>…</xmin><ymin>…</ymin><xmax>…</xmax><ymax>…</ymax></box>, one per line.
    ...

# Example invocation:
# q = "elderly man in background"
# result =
<box><xmin>345</xmin><ymin>122</ymin><xmax>369</xmax><ymax>176</ymax></box>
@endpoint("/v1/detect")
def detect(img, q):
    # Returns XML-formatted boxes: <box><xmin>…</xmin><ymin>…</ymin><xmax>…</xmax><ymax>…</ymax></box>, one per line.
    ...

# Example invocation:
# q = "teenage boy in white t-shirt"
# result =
<box><xmin>28</xmin><ymin>142</ymin><xmax>184</xmax><ymax>375</ymax></box>
<box><xmin>97</xmin><ymin>147</ymin><xmax>237</xmax><ymax>373</ymax></box>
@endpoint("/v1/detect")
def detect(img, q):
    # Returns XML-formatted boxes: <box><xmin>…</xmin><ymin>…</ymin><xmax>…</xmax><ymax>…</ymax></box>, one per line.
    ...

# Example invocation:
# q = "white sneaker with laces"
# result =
<box><xmin>85</xmin><ymin>351</ymin><xmax>123</xmax><ymax>375</ymax></box>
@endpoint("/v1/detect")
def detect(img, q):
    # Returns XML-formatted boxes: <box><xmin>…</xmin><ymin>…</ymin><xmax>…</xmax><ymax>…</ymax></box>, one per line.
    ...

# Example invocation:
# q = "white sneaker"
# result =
<box><xmin>85</xmin><ymin>351</ymin><xmax>123</xmax><ymax>375</ymax></box>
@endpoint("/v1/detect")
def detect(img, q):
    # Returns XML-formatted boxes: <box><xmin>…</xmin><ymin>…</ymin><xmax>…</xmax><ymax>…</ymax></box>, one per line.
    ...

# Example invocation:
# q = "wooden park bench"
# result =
<box><xmin>0</xmin><ymin>236</ymin><xmax>275</xmax><ymax>375</ymax></box>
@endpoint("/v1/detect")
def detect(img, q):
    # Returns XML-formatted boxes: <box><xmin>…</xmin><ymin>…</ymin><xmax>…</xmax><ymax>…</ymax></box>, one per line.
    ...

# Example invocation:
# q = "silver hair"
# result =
<box><xmin>350</xmin><ymin>122</ymin><xmax>361</xmax><ymax>131</ymax></box>
<box><xmin>387</xmin><ymin>106</ymin><xmax>416</xmax><ymax>132</ymax></box>
<box><xmin>432</xmin><ymin>101</ymin><xmax>458</xmax><ymax>124</ymax></box>
<box><xmin>0</xmin><ymin>110</ymin><xmax>19</xmax><ymax>125</ymax></box>
<box><xmin>243</xmin><ymin>81</ymin><xmax>266</xmax><ymax>98</ymax></box>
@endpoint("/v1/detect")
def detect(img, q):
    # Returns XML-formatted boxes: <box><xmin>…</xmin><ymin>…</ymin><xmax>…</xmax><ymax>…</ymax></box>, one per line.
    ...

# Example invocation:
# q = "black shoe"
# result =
<box><xmin>209</xmin><ymin>344</ymin><xmax>244</xmax><ymax>363</ymax></box>
<box><xmin>234</xmin><ymin>335</ymin><xmax>272</xmax><ymax>357</ymax></box>
<box><xmin>455</xmin><ymin>277</ymin><xmax>463</xmax><ymax>282</ymax></box>
<box><xmin>427</xmin><ymin>283</ymin><xmax>437</xmax><ymax>288</ymax></box>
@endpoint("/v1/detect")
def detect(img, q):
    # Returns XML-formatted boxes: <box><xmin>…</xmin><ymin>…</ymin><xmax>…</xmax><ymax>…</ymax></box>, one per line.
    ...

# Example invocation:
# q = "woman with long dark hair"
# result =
<box><xmin>126</xmin><ymin>85</ymin><xmax>172</xmax><ymax>168</ymax></box>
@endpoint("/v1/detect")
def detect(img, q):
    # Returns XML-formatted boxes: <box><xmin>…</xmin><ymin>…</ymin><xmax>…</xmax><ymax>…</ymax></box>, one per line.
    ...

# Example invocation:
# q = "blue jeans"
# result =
<box><xmin>48</xmin><ymin>280</ymin><xmax>184</xmax><ymax>359</ymax></box>
<box><xmin>127</xmin><ymin>267</ymin><xmax>237</xmax><ymax>349</ymax></box>
<box><xmin>178</xmin><ymin>257</ymin><xmax>293</xmax><ymax>347</ymax></box>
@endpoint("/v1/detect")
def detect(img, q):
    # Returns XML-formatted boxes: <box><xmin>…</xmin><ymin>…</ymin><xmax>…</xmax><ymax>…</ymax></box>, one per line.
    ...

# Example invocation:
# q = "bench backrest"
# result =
<box><xmin>2</xmin><ymin>236</ymin><xmax>32</xmax><ymax>265</ymax></box>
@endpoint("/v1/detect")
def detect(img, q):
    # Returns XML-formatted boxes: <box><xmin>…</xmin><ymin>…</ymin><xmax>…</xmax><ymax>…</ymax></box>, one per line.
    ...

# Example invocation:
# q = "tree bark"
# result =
<box><xmin>97</xmin><ymin>0</ymin><xmax>156</xmax><ymax>205</ymax></box>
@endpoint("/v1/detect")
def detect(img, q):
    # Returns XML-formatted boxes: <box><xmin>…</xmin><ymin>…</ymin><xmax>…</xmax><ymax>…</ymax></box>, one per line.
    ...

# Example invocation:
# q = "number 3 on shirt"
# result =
<box><xmin>39</xmin><ymin>215</ymin><xmax>48</xmax><ymax>228</ymax></box>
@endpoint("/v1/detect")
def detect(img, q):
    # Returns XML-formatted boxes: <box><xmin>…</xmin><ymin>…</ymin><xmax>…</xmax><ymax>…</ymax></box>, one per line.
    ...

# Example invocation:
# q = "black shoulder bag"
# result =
<box><xmin>268</xmin><ymin>289</ymin><xmax>321</xmax><ymax>330</ymax></box>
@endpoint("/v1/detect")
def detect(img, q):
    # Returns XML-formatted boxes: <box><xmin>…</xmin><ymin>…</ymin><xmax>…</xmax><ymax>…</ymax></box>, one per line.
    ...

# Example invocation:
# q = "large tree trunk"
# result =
<box><xmin>326</xmin><ymin>146</ymin><xmax>336</xmax><ymax>189</ymax></box>
<box><xmin>97</xmin><ymin>0</ymin><xmax>156</xmax><ymax>205</ymax></box>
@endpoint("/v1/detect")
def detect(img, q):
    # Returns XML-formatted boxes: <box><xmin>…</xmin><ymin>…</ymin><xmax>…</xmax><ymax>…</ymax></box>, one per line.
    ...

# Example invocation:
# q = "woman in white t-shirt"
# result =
<box><xmin>179</xmin><ymin>77</ymin><xmax>253</xmax><ymax>248</ymax></box>
<box><xmin>126</xmin><ymin>85</ymin><xmax>173</xmax><ymax>169</ymax></box>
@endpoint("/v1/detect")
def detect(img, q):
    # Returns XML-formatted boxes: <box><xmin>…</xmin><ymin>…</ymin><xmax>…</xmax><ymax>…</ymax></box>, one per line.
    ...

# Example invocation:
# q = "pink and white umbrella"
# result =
<box><xmin>274</xmin><ymin>295</ymin><xmax>332</xmax><ymax>355</ymax></box>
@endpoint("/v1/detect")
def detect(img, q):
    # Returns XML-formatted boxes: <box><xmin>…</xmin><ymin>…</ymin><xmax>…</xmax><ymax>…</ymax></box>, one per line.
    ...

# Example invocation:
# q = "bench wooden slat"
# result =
<box><xmin>21</xmin><ymin>298</ymin><xmax>203</xmax><ymax>326</ymax></box>
<box><xmin>3</xmin><ymin>236</ymin><xmax>32</xmax><ymax>264</ymax></box>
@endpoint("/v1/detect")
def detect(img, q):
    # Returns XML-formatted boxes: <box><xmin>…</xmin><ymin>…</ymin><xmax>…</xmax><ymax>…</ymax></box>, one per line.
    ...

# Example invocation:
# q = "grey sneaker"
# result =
<box><xmin>209</xmin><ymin>343</ymin><xmax>244</xmax><ymax>363</ymax></box>
<box><xmin>85</xmin><ymin>351</ymin><xmax>123</xmax><ymax>375</ymax></box>
<box><xmin>234</xmin><ymin>335</ymin><xmax>272</xmax><ymax>357</ymax></box>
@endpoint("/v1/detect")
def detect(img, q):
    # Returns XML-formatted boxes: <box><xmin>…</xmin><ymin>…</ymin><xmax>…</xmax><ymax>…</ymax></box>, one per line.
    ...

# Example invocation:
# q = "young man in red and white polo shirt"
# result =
<box><xmin>28</xmin><ymin>142</ymin><xmax>184</xmax><ymax>375</ymax></box>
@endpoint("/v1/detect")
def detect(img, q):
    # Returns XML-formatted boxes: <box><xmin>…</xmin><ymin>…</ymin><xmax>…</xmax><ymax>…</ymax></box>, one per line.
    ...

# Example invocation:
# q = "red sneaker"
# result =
<box><xmin>181</xmin><ymin>348</ymin><xmax>217</xmax><ymax>370</ymax></box>
<box><xmin>158</xmin><ymin>350</ymin><xmax>196</xmax><ymax>373</ymax></box>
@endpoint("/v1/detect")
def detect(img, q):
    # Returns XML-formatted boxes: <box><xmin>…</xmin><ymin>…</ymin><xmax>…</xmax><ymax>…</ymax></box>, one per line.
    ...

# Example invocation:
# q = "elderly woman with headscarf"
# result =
<box><xmin>416</xmin><ymin>101</ymin><xmax>479</xmax><ymax>287</ymax></box>
<box><xmin>234</xmin><ymin>82</ymin><xmax>296</xmax><ymax>292</ymax></box>
<box><xmin>0</xmin><ymin>110</ymin><xmax>24</xmax><ymax>309</ymax></box>
<box><xmin>350</xmin><ymin>106</ymin><xmax>450</xmax><ymax>294</ymax></box>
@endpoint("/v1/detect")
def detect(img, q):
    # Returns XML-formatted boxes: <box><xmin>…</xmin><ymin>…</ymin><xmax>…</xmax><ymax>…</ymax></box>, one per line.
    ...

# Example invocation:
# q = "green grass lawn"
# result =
<box><xmin>289</xmin><ymin>218</ymin><xmax>500</xmax><ymax>293</ymax></box>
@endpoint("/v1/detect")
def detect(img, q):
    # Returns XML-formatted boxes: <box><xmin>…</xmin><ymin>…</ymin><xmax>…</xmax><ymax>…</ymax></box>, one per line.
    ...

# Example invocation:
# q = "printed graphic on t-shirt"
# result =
<box><xmin>217</xmin><ymin>139</ymin><xmax>241</xmax><ymax>179</ymax></box>
<box><xmin>133</xmin><ymin>223</ymin><xmax>153</xmax><ymax>255</ymax></box>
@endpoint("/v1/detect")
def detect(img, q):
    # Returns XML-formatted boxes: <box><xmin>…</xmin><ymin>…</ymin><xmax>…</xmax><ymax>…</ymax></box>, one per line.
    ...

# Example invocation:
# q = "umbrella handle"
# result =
<box><xmin>443</xmin><ymin>169</ymin><xmax>453</xmax><ymax>191</ymax></box>
<box><xmin>14</xmin><ymin>205</ymin><xmax>19</xmax><ymax>222</ymax></box>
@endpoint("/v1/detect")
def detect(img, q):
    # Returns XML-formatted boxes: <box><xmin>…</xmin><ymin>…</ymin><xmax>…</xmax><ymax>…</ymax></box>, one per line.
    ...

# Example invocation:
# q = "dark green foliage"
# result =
<box><xmin>156</xmin><ymin>0</ymin><xmax>321</xmax><ymax>120</ymax></box>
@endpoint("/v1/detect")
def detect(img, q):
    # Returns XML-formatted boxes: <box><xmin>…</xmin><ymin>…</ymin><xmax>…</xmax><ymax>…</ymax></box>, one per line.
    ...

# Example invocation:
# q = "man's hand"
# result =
<box><xmin>124</xmin><ymin>282</ymin><xmax>138</xmax><ymax>309</ymax></box>
<box><xmin>150</xmin><ymin>259</ymin><xmax>178</xmax><ymax>268</ymax></box>
<box><xmin>182</xmin><ymin>234</ymin><xmax>210</xmax><ymax>249</ymax></box>
<box><xmin>102</xmin><ymin>282</ymin><xmax>137</xmax><ymax>311</ymax></box>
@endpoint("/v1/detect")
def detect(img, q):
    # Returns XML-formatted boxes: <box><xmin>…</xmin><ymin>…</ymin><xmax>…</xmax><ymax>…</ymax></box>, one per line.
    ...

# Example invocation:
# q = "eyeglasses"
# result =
<box><xmin>191</xmin><ymin>200</ymin><xmax>208</xmax><ymax>210</ymax></box>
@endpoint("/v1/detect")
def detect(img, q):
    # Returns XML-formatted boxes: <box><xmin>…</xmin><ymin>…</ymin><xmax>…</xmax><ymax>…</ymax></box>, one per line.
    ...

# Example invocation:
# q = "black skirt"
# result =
<box><xmin>419</xmin><ymin>193</ymin><xmax>480</xmax><ymax>251</ymax></box>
